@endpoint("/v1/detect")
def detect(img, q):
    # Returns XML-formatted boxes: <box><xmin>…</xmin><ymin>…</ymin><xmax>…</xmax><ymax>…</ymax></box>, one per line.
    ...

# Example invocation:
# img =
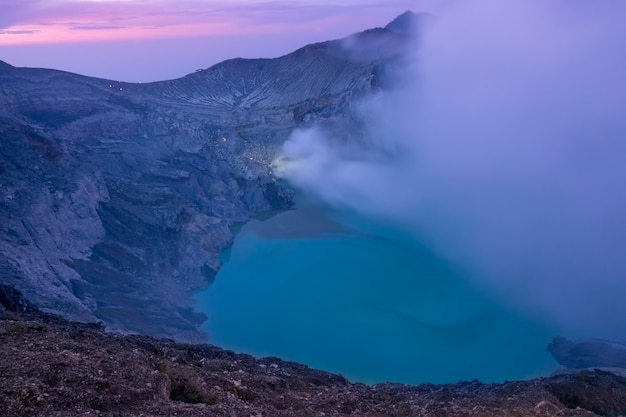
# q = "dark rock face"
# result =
<box><xmin>547</xmin><ymin>370</ymin><xmax>626</xmax><ymax>417</ymax></box>
<box><xmin>0</xmin><ymin>24</ymin><xmax>412</xmax><ymax>341</ymax></box>
<box><xmin>0</xmin><ymin>284</ymin><xmax>38</xmax><ymax>313</ymax></box>
<box><xmin>549</xmin><ymin>336</ymin><xmax>626</xmax><ymax>369</ymax></box>
<box><xmin>2</xmin><ymin>310</ymin><xmax>624</xmax><ymax>417</ymax></box>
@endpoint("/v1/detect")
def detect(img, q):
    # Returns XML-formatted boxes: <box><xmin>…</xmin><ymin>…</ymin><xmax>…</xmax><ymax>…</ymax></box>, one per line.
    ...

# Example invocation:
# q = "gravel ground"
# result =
<box><xmin>2</xmin><ymin>310</ymin><xmax>626</xmax><ymax>417</ymax></box>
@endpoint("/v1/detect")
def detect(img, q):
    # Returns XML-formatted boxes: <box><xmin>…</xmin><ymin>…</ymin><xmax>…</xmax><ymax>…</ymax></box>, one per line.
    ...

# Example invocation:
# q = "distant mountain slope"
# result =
<box><xmin>149</xmin><ymin>27</ymin><xmax>408</xmax><ymax>112</ymax></box>
<box><xmin>0</xmin><ymin>14</ymin><xmax>416</xmax><ymax>341</ymax></box>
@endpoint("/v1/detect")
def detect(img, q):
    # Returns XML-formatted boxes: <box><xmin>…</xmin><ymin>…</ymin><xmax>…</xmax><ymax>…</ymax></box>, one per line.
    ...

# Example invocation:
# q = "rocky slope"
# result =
<box><xmin>3</xmin><ymin>307</ymin><xmax>626</xmax><ymax>417</ymax></box>
<box><xmin>0</xmin><ymin>14</ymin><xmax>416</xmax><ymax>342</ymax></box>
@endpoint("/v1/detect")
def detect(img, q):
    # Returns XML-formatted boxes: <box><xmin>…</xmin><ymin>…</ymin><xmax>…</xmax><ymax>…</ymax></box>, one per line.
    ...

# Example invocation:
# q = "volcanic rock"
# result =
<box><xmin>2</xmin><ymin>309</ymin><xmax>626</xmax><ymax>417</ymax></box>
<box><xmin>0</xmin><ymin>19</ymin><xmax>412</xmax><ymax>341</ymax></box>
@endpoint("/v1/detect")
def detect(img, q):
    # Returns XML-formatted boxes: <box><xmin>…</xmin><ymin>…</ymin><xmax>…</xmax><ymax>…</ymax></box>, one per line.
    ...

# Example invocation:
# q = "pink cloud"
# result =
<box><xmin>0</xmin><ymin>0</ymin><xmax>418</xmax><ymax>46</ymax></box>
<box><xmin>0</xmin><ymin>0</ymin><xmax>417</xmax><ymax>82</ymax></box>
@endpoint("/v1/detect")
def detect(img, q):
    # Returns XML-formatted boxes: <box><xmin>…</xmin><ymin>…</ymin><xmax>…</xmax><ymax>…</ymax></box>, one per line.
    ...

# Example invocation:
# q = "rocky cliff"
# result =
<box><xmin>0</xmin><ymin>16</ymin><xmax>416</xmax><ymax>342</ymax></box>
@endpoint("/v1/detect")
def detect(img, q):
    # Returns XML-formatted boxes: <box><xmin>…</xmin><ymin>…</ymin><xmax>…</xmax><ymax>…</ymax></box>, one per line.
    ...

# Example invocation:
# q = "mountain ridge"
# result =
<box><xmin>385</xmin><ymin>10</ymin><xmax>423</xmax><ymax>34</ymax></box>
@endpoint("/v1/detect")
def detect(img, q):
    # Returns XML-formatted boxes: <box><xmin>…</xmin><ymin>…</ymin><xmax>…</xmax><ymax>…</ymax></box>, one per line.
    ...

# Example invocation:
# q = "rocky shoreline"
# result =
<box><xmin>2</xmin><ymin>303</ymin><xmax>626</xmax><ymax>417</ymax></box>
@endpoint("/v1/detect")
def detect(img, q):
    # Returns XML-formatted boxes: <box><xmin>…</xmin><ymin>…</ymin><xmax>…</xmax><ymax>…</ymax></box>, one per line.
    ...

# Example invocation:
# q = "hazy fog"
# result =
<box><xmin>277</xmin><ymin>0</ymin><xmax>626</xmax><ymax>338</ymax></box>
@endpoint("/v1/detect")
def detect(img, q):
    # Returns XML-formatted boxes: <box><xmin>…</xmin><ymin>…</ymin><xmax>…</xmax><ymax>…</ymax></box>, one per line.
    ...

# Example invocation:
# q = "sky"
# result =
<box><xmin>0</xmin><ymin>0</ymin><xmax>418</xmax><ymax>82</ymax></box>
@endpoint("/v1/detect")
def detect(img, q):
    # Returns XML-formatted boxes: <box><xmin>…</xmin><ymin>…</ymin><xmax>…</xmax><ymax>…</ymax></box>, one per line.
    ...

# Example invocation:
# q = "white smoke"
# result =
<box><xmin>276</xmin><ymin>0</ymin><xmax>626</xmax><ymax>338</ymax></box>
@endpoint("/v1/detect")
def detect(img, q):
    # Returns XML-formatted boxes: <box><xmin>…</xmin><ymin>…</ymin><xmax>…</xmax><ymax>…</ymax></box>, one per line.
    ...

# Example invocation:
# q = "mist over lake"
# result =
<box><xmin>197</xmin><ymin>0</ymin><xmax>626</xmax><ymax>384</ymax></box>
<box><xmin>196</xmin><ymin>193</ymin><xmax>559</xmax><ymax>384</ymax></box>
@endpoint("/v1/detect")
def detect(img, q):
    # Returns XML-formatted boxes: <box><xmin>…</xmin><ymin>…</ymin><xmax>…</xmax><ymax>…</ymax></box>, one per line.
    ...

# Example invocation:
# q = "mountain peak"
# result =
<box><xmin>385</xmin><ymin>10</ymin><xmax>422</xmax><ymax>35</ymax></box>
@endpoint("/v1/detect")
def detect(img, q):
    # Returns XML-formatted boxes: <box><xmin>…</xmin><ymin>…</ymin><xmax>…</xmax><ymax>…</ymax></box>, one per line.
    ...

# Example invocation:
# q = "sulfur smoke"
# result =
<box><xmin>276</xmin><ymin>0</ymin><xmax>626</xmax><ymax>338</ymax></box>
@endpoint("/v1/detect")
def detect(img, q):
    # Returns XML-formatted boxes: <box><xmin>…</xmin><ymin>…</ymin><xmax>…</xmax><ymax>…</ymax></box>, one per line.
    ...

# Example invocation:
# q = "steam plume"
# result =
<box><xmin>276</xmin><ymin>0</ymin><xmax>626</xmax><ymax>338</ymax></box>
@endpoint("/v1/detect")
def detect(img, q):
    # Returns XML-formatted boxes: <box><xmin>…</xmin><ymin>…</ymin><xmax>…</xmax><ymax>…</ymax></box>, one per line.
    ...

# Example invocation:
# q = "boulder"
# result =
<box><xmin>548</xmin><ymin>336</ymin><xmax>626</xmax><ymax>369</ymax></box>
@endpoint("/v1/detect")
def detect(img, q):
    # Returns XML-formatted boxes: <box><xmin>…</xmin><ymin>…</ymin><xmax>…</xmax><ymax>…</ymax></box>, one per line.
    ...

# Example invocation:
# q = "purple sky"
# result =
<box><xmin>0</xmin><ymin>0</ymin><xmax>418</xmax><ymax>82</ymax></box>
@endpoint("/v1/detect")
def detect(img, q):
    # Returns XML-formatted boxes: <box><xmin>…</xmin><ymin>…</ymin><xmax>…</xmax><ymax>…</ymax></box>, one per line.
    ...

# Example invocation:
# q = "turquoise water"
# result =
<box><xmin>195</xmin><ymin>194</ymin><xmax>558</xmax><ymax>385</ymax></box>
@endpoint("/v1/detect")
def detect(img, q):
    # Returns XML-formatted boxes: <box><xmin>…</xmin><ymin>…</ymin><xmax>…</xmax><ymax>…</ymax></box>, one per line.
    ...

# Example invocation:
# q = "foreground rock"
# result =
<box><xmin>2</xmin><ymin>310</ymin><xmax>626</xmax><ymax>417</ymax></box>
